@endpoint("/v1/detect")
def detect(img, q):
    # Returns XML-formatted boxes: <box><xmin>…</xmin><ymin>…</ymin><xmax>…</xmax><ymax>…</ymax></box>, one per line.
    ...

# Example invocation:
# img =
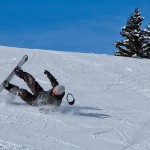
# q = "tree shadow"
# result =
<box><xmin>72</xmin><ymin>106</ymin><xmax>111</xmax><ymax>119</ymax></box>
<box><xmin>75</xmin><ymin>112</ymin><xmax>111</xmax><ymax>119</ymax></box>
<box><xmin>78</xmin><ymin>106</ymin><xmax>102</xmax><ymax>111</ymax></box>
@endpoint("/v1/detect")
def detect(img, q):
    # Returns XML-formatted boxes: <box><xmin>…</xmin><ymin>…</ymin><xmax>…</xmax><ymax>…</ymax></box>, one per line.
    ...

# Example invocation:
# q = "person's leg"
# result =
<box><xmin>4</xmin><ymin>82</ymin><xmax>37</xmax><ymax>105</ymax></box>
<box><xmin>18</xmin><ymin>89</ymin><xmax>37</xmax><ymax>105</ymax></box>
<box><xmin>15</xmin><ymin>68</ymin><xmax>44</xmax><ymax>97</ymax></box>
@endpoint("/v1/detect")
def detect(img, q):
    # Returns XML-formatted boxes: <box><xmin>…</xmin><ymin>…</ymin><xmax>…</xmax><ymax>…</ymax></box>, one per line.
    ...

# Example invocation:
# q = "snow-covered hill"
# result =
<box><xmin>0</xmin><ymin>46</ymin><xmax>150</xmax><ymax>150</ymax></box>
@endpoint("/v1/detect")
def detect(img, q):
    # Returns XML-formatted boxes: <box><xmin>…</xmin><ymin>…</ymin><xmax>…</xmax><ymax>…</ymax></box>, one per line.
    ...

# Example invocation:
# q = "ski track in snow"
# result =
<box><xmin>1</xmin><ymin>46</ymin><xmax>150</xmax><ymax>149</ymax></box>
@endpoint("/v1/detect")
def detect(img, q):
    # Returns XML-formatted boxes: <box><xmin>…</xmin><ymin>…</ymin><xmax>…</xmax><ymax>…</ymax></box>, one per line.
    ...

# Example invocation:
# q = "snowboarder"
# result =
<box><xmin>3</xmin><ymin>68</ymin><xmax>65</xmax><ymax>107</ymax></box>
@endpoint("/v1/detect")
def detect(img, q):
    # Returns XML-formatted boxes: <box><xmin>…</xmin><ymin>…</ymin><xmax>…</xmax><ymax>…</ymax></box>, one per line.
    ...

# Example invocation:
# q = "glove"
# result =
<box><xmin>44</xmin><ymin>70</ymin><xmax>51</xmax><ymax>77</ymax></box>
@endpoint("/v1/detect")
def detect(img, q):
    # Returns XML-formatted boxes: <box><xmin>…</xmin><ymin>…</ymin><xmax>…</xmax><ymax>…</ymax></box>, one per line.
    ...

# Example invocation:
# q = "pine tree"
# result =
<box><xmin>114</xmin><ymin>8</ymin><xmax>144</xmax><ymax>57</ymax></box>
<box><xmin>141</xmin><ymin>24</ymin><xmax>150</xmax><ymax>58</ymax></box>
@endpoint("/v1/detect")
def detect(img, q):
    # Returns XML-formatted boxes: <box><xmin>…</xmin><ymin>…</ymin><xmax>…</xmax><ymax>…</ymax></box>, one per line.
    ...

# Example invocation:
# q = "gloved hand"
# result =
<box><xmin>44</xmin><ymin>70</ymin><xmax>51</xmax><ymax>77</ymax></box>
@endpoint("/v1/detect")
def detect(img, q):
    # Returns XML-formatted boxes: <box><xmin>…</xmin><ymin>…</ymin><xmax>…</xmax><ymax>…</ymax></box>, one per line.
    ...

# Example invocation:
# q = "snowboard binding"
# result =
<box><xmin>3</xmin><ymin>81</ymin><xmax>14</xmax><ymax>91</ymax></box>
<box><xmin>15</xmin><ymin>67</ymin><xmax>23</xmax><ymax>77</ymax></box>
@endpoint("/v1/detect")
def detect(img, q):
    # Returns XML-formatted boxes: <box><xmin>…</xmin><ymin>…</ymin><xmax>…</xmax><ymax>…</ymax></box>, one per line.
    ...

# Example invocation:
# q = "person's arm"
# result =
<box><xmin>44</xmin><ymin>70</ymin><xmax>59</xmax><ymax>88</ymax></box>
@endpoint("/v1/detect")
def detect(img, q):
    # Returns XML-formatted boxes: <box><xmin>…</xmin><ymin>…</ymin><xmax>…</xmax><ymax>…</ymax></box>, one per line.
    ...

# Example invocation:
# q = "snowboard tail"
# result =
<box><xmin>0</xmin><ymin>55</ymin><xmax>28</xmax><ymax>92</ymax></box>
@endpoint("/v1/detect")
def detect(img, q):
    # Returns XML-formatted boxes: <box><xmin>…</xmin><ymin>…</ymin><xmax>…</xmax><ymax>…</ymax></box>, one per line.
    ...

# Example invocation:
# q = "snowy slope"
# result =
<box><xmin>1</xmin><ymin>46</ymin><xmax>150</xmax><ymax>150</ymax></box>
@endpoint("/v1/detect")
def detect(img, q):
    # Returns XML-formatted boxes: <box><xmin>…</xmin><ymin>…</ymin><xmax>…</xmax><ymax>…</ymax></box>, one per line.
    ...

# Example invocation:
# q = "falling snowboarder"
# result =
<box><xmin>3</xmin><ymin>68</ymin><xmax>65</xmax><ymax>107</ymax></box>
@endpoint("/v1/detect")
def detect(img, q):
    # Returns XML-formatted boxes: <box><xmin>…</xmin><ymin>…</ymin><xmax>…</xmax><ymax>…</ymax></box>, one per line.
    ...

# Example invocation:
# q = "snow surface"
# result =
<box><xmin>1</xmin><ymin>46</ymin><xmax>150</xmax><ymax>150</ymax></box>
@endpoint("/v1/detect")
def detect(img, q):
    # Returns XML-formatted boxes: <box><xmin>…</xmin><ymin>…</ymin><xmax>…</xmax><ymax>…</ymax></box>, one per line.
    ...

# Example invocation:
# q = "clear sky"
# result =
<box><xmin>0</xmin><ymin>0</ymin><xmax>149</xmax><ymax>54</ymax></box>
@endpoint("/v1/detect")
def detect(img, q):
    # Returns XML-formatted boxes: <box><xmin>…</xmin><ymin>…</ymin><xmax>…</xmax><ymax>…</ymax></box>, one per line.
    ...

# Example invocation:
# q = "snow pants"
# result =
<box><xmin>15</xmin><ymin>71</ymin><xmax>44</xmax><ymax>105</ymax></box>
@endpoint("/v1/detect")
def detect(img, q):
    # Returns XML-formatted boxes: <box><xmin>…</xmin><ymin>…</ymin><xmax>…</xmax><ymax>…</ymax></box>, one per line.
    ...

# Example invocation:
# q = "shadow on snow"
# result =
<box><xmin>61</xmin><ymin>105</ymin><xmax>111</xmax><ymax>119</ymax></box>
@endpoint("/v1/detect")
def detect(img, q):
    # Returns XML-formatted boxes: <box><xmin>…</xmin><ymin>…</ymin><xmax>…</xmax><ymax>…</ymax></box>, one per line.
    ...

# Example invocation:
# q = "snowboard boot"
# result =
<box><xmin>3</xmin><ymin>81</ymin><xmax>20</xmax><ymax>95</ymax></box>
<box><xmin>15</xmin><ymin>67</ymin><xmax>24</xmax><ymax>77</ymax></box>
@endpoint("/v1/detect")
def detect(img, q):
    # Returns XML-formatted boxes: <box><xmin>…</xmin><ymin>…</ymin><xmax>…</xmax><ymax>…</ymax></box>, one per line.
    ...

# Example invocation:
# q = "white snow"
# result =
<box><xmin>1</xmin><ymin>46</ymin><xmax>150</xmax><ymax>150</ymax></box>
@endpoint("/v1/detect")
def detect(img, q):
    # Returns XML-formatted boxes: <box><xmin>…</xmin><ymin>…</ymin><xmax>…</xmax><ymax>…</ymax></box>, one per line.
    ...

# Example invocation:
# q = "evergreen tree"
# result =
<box><xmin>141</xmin><ymin>24</ymin><xmax>150</xmax><ymax>58</ymax></box>
<box><xmin>114</xmin><ymin>8</ymin><xmax>144</xmax><ymax>57</ymax></box>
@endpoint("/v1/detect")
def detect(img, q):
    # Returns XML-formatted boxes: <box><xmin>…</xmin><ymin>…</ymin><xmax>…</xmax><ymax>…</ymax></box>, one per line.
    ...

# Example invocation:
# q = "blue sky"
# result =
<box><xmin>0</xmin><ymin>0</ymin><xmax>149</xmax><ymax>54</ymax></box>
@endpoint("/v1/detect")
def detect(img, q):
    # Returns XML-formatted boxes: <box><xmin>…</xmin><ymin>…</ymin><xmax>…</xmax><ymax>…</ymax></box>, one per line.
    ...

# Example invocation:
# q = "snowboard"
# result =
<box><xmin>0</xmin><ymin>55</ymin><xmax>28</xmax><ymax>92</ymax></box>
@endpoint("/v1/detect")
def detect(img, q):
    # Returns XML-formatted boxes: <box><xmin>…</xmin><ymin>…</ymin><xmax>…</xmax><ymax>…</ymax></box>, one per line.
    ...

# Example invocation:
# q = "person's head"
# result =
<box><xmin>53</xmin><ymin>85</ymin><xmax>65</xmax><ymax>96</ymax></box>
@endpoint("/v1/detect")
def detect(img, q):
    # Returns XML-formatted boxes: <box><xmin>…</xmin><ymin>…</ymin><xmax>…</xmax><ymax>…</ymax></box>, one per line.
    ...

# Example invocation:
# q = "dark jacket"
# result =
<box><xmin>36</xmin><ymin>71</ymin><xmax>65</xmax><ymax>106</ymax></box>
